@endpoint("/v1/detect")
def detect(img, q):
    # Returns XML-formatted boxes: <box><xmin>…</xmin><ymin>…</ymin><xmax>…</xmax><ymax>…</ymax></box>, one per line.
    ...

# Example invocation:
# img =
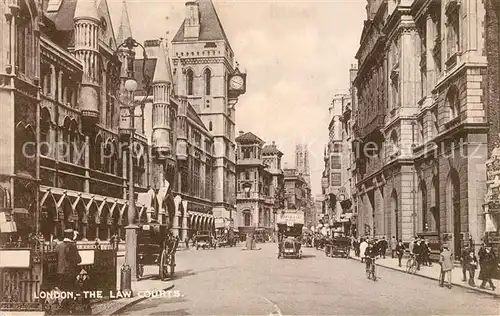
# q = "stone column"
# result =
<box><xmin>426</xmin><ymin>12</ymin><xmax>436</xmax><ymax>93</ymax></box>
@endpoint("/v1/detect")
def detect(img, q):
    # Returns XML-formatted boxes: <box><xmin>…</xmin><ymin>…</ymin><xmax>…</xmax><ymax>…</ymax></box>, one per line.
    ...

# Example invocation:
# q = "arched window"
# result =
<box><xmin>204</xmin><ymin>68</ymin><xmax>211</xmax><ymax>95</ymax></box>
<box><xmin>15</xmin><ymin>123</ymin><xmax>36</xmax><ymax>175</ymax></box>
<box><xmin>243</xmin><ymin>211</ymin><xmax>251</xmax><ymax>226</ymax></box>
<box><xmin>40</xmin><ymin>108</ymin><xmax>51</xmax><ymax>157</ymax></box>
<box><xmin>69</xmin><ymin>120</ymin><xmax>78</xmax><ymax>164</ymax></box>
<box><xmin>16</xmin><ymin>0</ymin><xmax>34</xmax><ymax>75</ymax></box>
<box><xmin>446</xmin><ymin>85</ymin><xmax>459</xmax><ymax>120</ymax></box>
<box><xmin>390</xmin><ymin>131</ymin><xmax>399</xmax><ymax>156</ymax></box>
<box><xmin>103</xmin><ymin>139</ymin><xmax>112</xmax><ymax>173</ymax></box>
<box><xmin>208</xmin><ymin>121</ymin><xmax>213</xmax><ymax>131</ymax></box>
<box><xmin>186</xmin><ymin>69</ymin><xmax>194</xmax><ymax>95</ymax></box>
<box><xmin>420</xmin><ymin>181</ymin><xmax>428</xmax><ymax>231</ymax></box>
<box><xmin>94</xmin><ymin>135</ymin><xmax>103</xmax><ymax>170</ymax></box>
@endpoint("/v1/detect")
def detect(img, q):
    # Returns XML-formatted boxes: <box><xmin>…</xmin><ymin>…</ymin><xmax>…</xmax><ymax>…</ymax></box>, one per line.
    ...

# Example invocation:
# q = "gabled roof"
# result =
<box><xmin>235</xmin><ymin>132</ymin><xmax>264</xmax><ymax>145</ymax></box>
<box><xmin>262</xmin><ymin>144</ymin><xmax>283</xmax><ymax>156</ymax></box>
<box><xmin>172</xmin><ymin>0</ymin><xmax>232</xmax><ymax>50</ymax></box>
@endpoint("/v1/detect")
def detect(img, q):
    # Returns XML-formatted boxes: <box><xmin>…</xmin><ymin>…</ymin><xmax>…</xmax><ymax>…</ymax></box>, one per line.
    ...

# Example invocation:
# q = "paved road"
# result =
<box><xmin>119</xmin><ymin>243</ymin><xmax>499</xmax><ymax>315</ymax></box>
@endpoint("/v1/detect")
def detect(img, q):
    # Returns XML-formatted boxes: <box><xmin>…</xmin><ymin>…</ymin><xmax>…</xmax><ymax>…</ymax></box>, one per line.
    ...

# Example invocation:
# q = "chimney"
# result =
<box><xmin>272</xmin><ymin>141</ymin><xmax>275</xmax><ymax>146</ymax></box>
<box><xmin>239</xmin><ymin>130</ymin><xmax>244</xmax><ymax>136</ymax></box>
<box><xmin>144</xmin><ymin>39</ymin><xmax>162</xmax><ymax>59</ymax></box>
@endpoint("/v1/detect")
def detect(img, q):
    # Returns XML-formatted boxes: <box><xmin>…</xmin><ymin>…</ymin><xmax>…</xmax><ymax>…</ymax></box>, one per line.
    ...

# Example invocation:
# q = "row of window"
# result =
<box><xmin>186</xmin><ymin>68</ymin><xmax>211</xmax><ymax>96</ymax></box>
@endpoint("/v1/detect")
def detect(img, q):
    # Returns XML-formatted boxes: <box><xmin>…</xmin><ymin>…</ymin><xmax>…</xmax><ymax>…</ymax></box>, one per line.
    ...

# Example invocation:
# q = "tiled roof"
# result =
<box><xmin>235</xmin><ymin>132</ymin><xmax>264</xmax><ymax>145</ymax></box>
<box><xmin>262</xmin><ymin>144</ymin><xmax>283</xmax><ymax>156</ymax></box>
<box><xmin>187</xmin><ymin>103</ymin><xmax>208</xmax><ymax>132</ymax></box>
<box><xmin>47</xmin><ymin>0</ymin><xmax>78</xmax><ymax>31</ymax></box>
<box><xmin>133</xmin><ymin>58</ymin><xmax>157</xmax><ymax>96</ymax></box>
<box><xmin>172</xmin><ymin>0</ymin><xmax>231</xmax><ymax>49</ymax></box>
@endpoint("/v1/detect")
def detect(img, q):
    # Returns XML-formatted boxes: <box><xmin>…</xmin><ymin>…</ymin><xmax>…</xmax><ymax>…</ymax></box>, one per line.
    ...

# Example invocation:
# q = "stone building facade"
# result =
<box><xmin>235</xmin><ymin>132</ymin><xmax>282</xmax><ymax>236</ymax></box>
<box><xmin>0</xmin><ymin>0</ymin><xmax>245</xmax><ymax>245</ymax></box>
<box><xmin>353</xmin><ymin>0</ymin><xmax>499</xmax><ymax>257</ymax></box>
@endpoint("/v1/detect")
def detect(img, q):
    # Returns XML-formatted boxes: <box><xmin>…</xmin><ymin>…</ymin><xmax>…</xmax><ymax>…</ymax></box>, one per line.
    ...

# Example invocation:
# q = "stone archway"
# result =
<box><xmin>86</xmin><ymin>202</ymin><xmax>98</xmax><ymax>241</ymax></box>
<box><xmin>41</xmin><ymin>193</ymin><xmax>57</xmax><ymax>240</ymax></box>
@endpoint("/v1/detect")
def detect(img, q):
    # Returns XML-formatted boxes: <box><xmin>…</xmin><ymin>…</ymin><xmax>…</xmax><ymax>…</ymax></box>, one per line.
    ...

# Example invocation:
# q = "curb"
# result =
<box><xmin>94</xmin><ymin>283</ymin><xmax>175</xmax><ymax>316</ymax></box>
<box><xmin>348</xmin><ymin>256</ymin><xmax>500</xmax><ymax>298</ymax></box>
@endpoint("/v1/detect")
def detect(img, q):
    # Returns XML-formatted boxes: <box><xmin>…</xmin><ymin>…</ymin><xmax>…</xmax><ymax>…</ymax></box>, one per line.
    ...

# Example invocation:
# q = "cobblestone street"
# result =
<box><xmin>118</xmin><ymin>243</ymin><xmax>499</xmax><ymax>315</ymax></box>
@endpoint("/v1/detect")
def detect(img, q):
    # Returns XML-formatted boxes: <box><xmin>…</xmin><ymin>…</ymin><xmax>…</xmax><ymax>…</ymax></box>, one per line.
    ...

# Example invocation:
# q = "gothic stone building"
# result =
<box><xmin>353</xmin><ymin>0</ymin><xmax>499</xmax><ymax>257</ymax></box>
<box><xmin>0</xmin><ymin>0</ymin><xmax>245</xmax><ymax>245</ymax></box>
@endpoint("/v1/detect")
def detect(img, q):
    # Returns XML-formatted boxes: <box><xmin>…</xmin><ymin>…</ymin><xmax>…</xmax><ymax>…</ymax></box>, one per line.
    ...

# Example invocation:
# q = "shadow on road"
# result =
<box><xmin>301</xmin><ymin>254</ymin><xmax>316</xmax><ymax>258</ymax></box>
<box><xmin>174</xmin><ymin>269</ymin><xmax>197</xmax><ymax>280</ymax></box>
<box><xmin>150</xmin><ymin>309</ymin><xmax>190</xmax><ymax>316</ymax></box>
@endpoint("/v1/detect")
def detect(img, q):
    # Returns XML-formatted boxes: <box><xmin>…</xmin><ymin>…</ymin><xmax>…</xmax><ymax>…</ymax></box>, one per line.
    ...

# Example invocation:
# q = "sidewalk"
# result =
<box><xmin>348</xmin><ymin>250</ymin><xmax>500</xmax><ymax>297</ymax></box>
<box><xmin>91</xmin><ymin>256</ymin><xmax>175</xmax><ymax>315</ymax></box>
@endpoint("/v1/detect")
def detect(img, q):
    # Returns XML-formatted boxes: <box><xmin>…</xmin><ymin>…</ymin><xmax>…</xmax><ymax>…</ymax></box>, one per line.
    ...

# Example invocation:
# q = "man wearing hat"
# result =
<box><xmin>55</xmin><ymin>229</ymin><xmax>82</xmax><ymax>291</ymax></box>
<box><xmin>439</xmin><ymin>243</ymin><xmax>454</xmax><ymax>289</ymax></box>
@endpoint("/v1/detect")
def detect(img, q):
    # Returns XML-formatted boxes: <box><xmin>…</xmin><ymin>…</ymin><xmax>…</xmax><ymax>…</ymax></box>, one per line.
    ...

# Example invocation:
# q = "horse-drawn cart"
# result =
<box><xmin>325</xmin><ymin>236</ymin><xmax>350</xmax><ymax>258</ymax></box>
<box><xmin>136</xmin><ymin>222</ymin><xmax>178</xmax><ymax>280</ymax></box>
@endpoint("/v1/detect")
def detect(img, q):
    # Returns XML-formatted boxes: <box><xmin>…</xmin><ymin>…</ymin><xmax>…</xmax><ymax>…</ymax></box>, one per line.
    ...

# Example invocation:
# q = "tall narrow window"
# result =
<box><xmin>204</xmin><ymin>68</ymin><xmax>211</xmax><ymax>95</ymax></box>
<box><xmin>186</xmin><ymin>69</ymin><xmax>194</xmax><ymax>95</ymax></box>
<box><xmin>208</xmin><ymin>121</ymin><xmax>213</xmax><ymax>131</ymax></box>
<box><xmin>40</xmin><ymin>109</ymin><xmax>51</xmax><ymax>156</ymax></box>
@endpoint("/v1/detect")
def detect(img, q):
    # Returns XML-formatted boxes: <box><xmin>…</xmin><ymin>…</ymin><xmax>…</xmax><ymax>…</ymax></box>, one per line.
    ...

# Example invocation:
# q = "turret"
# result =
<box><xmin>116</xmin><ymin>0</ymin><xmax>136</xmax><ymax>131</ymax></box>
<box><xmin>74</xmin><ymin>0</ymin><xmax>100</xmax><ymax>124</ymax></box>
<box><xmin>151</xmin><ymin>40</ymin><xmax>175</xmax><ymax>158</ymax></box>
<box><xmin>184</xmin><ymin>1</ymin><xmax>200</xmax><ymax>39</ymax></box>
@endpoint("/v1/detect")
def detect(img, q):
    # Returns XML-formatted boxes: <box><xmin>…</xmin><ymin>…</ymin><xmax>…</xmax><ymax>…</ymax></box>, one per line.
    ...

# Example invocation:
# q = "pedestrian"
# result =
<box><xmin>55</xmin><ymin>229</ymin><xmax>82</xmax><ymax>291</ymax></box>
<box><xmin>359</xmin><ymin>238</ymin><xmax>368</xmax><ymax>263</ymax></box>
<box><xmin>439</xmin><ymin>244</ymin><xmax>453</xmax><ymax>289</ymax></box>
<box><xmin>390</xmin><ymin>236</ymin><xmax>397</xmax><ymax>258</ymax></box>
<box><xmin>409</xmin><ymin>236</ymin><xmax>415</xmax><ymax>255</ymax></box>
<box><xmin>422</xmin><ymin>240</ymin><xmax>431</xmax><ymax>266</ymax></box>
<box><xmin>465</xmin><ymin>249</ymin><xmax>478</xmax><ymax>287</ymax></box>
<box><xmin>185</xmin><ymin>237</ymin><xmax>189</xmax><ymax>249</ymax></box>
<box><xmin>379</xmin><ymin>236</ymin><xmax>388</xmax><ymax>259</ymax></box>
<box><xmin>461</xmin><ymin>246</ymin><xmax>470</xmax><ymax>281</ymax></box>
<box><xmin>478</xmin><ymin>246</ymin><xmax>497</xmax><ymax>291</ymax></box>
<box><xmin>414</xmin><ymin>238</ymin><xmax>422</xmax><ymax>270</ymax></box>
<box><xmin>396</xmin><ymin>239</ymin><xmax>405</xmax><ymax>267</ymax></box>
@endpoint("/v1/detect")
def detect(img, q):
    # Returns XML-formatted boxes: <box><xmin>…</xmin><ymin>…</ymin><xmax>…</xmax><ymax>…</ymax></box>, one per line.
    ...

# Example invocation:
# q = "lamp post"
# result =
<box><xmin>112</xmin><ymin>37</ymin><xmax>151</xmax><ymax>286</ymax></box>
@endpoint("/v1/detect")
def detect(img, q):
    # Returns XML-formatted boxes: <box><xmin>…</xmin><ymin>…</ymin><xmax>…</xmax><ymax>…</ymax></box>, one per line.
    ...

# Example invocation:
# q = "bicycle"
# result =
<box><xmin>406</xmin><ymin>254</ymin><xmax>418</xmax><ymax>274</ymax></box>
<box><xmin>366</xmin><ymin>257</ymin><xmax>377</xmax><ymax>281</ymax></box>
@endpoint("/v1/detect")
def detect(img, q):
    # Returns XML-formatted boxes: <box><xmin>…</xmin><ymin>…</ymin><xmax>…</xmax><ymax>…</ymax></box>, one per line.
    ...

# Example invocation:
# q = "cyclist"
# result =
<box><xmin>364</xmin><ymin>241</ymin><xmax>378</xmax><ymax>273</ymax></box>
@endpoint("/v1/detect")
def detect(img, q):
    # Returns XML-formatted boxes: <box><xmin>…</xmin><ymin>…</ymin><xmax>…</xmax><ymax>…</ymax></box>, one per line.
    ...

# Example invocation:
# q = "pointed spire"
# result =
<box><xmin>117</xmin><ymin>0</ymin><xmax>133</xmax><ymax>44</ymax></box>
<box><xmin>74</xmin><ymin>0</ymin><xmax>99</xmax><ymax>22</ymax></box>
<box><xmin>153</xmin><ymin>40</ymin><xmax>173</xmax><ymax>84</ymax></box>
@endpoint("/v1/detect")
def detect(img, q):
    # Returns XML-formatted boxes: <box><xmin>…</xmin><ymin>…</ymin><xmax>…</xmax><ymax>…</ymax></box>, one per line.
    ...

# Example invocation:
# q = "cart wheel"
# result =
<box><xmin>159</xmin><ymin>250</ymin><xmax>169</xmax><ymax>281</ymax></box>
<box><xmin>137</xmin><ymin>264</ymin><xmax>144</xmax><ymax>279</ymax></box>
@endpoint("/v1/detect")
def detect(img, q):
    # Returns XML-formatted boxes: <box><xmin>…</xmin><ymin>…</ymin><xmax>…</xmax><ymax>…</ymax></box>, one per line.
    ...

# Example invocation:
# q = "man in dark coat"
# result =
<box><xmin>378</xmin><ymin>237</ymin><xmax>388</xmax><ymax>259</ymax></box>
<box><xmin>55</xmin><ymin>229</ymin><xmax>82</xmax><ymax>291</ymax></box>
<box><xmin>396</xmin><ymin>240</ymin><xmax>406</xmax><ymax>267</ymax></box>
<box><xmin>479</xmin><ymin>246</ymin><xmax>497</xmax><ymax>290</ymax></box>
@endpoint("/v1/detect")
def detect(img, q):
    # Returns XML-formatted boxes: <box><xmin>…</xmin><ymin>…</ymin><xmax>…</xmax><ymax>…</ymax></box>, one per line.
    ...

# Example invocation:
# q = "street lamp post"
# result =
<box><xmin>111</xmin><ymin>37</ymin><xmax>151</xmax><ymax>288</ymax></box>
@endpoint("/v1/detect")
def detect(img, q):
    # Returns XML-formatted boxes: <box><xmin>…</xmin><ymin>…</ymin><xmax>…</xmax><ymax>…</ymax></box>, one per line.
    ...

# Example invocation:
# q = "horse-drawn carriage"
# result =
<box><xmin>325</xmin><ymin>235</ymin><xmax>350</xmax><ymax>258</ymax></box>
<box><xmin>136</xmin><ymin>222</ymin><xmax>178</xmax><ymax>280</ymax></box>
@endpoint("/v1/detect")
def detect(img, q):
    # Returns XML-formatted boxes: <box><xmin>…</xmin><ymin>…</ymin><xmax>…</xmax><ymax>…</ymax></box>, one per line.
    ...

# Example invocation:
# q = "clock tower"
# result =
<box><xmin>171</xmin><ymin>0</ymin><xmax>246</xmax><ymax>219</ymax></box>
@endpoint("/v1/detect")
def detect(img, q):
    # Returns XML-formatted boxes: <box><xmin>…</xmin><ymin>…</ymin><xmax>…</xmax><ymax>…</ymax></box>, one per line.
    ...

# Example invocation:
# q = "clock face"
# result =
<box><xmin>229</xmin><ymin>75</ymin><xmax>244</xmax><ymax>90</ymax></box>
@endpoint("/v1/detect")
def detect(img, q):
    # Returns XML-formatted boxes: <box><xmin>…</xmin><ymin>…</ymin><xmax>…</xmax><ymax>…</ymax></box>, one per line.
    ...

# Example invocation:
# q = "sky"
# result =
<box><xmin>107</xmin><ymin>0</ymin><xmax>367</xmax><ymax>197</ymax></box>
